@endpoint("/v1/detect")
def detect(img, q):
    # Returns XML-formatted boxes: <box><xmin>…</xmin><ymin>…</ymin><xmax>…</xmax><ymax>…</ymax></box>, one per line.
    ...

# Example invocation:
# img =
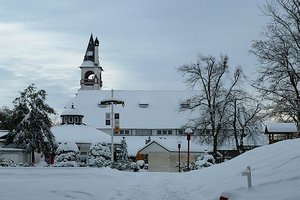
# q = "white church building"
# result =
<box><xmin>68</xmin><ymin>34</ymin><xmax>198</xmax><ymax>137</ymax></box>
<box><xmin>53</xmin><ymin>34</ymin><xmax>266</xmax><ymax>170</ymax></box>
<box><xmin>60</xmin><ymin>34</ymin><xmax>207</xmax><ymax>163</ymax></box>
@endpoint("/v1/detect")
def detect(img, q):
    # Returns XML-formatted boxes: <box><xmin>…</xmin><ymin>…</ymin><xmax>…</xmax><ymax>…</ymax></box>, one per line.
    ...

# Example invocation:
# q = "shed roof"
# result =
<box><xmin>265</xmin><ymin>123</ymin><xmax>298</xmax><ymax>134</ymax></box>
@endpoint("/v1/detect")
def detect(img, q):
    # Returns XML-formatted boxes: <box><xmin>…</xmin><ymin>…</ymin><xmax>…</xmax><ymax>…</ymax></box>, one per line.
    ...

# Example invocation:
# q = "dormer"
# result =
<box><xmin>139</xmin><ymin>100</ymin><xmax>149</xmax><ymax>108</ymax></box>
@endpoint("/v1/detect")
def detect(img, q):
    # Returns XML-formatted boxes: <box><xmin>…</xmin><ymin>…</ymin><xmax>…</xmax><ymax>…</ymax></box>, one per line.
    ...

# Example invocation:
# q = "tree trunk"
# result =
<box><xmin>31</xmin><ymin>151</ymin><xmax>35</xmax><ymax>164</ymax></box>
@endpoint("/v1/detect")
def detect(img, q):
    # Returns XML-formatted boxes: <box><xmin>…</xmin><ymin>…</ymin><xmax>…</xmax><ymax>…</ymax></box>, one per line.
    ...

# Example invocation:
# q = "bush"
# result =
<box><xmin>53</xmin><ymin>142</ymin><xmax>80</xmax><ymax>167</ymax></box>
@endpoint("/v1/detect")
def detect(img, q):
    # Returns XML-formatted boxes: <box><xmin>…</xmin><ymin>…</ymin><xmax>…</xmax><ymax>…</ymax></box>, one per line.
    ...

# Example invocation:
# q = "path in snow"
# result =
<box><xmin>107</xmin><ymin>172</ymin><xmax>193</xmax><ymax>200</ymax></box>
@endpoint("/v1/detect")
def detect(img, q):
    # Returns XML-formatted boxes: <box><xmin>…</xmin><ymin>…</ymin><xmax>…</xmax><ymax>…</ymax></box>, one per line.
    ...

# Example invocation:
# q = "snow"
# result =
<box><xmin>61</xmin><ymin>106</ymin><xmax>83</xmax><ymax>116</ymax></box>
<box><xmin>1</xmin><ymin>139</ymin><xmax>300</xmax><ymax>200</ymax></box>
<box><xmin>265</xmin><ymin>123</ymin><xmax>298</xmax><ymax>133</ymax></box>
<box><xmin>51</xmin><ymin>124</ymin><xmax>111</xmax><ymax>144</ymax></box>
<box><xmin>66</xmin><ymin>90</ymin><xmax>198</xmax><ymax>129</ymax></box>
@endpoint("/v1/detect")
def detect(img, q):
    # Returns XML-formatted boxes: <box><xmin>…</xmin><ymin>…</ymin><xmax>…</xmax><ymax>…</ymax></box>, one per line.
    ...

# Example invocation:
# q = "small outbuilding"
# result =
<box><xmin>138</xmin><ymin>137</ymin><xmax>206</xmax><ymax>172</ymax></box>
<box><xmin>265</xmin><ymin>123</ymin><xmax>299</xmax><ymax>144</ymax></box>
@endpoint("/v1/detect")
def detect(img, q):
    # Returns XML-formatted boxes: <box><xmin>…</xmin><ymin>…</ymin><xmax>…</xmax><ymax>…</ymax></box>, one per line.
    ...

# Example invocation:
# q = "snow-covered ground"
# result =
<box><xmin>1</xmin><ymin>139</ymin><xmax>300</xmax><ymax>200</ymax></box>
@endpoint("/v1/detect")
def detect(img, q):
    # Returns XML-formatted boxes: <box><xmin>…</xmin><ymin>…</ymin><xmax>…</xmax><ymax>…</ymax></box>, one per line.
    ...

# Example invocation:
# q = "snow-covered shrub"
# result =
<box><xmin>110</xmin><ymin>160</ymin><xmax>132</xmax><ymax>171</ymax></box>
<box><xmin>0</xmin><ymin>157</ymin><xmax>16</xmax><ymax>167</ymax></box>
<box><xmin>53</xmin><ymin>142</ymin><xmax>80</xmax><ymax>167</ymax></box>
<box><xmin>130</xmin><ymin>162</ymin><xmax>140</xmax><ymax>172</ymax></box>
<box><xmin>194</xmin><ymin>151</ymin><xmax>215</xmax><ymax>169</ymax></box>
<box><xmin>87</xmin><ymin>142</ymin><xmax>111</xmax><ymax>167</ymax></box>
<box><xmin>136</xmin><ymin>160</ymin><xmax>145</xmax><ymax>169</ymax></box>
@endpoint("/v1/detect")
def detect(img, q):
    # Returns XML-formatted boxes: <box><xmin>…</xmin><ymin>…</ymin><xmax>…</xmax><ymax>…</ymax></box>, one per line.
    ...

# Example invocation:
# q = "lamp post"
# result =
<box><xmin>177</xmin><ymin>140</ymin><xmax>182</xmax><ymax>172</ymax></box>
<box><xmin>99</xmin><ymin>89</ymin><xmax>124</xmax><ymax>162</ymax></box>
<box><xmin>185</xmin><ymin>128</ymin><xmax>192</xmax><ymax>171</ymax></box>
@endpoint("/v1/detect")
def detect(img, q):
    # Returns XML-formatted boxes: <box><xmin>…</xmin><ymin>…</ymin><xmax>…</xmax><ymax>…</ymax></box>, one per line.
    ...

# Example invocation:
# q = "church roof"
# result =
<box><xmin>51</xmin><ymin>124</ymin><xmax>111</xmax><ymax>144</ymax></box>
<box><xmin>65</xmin><ymin>90</ymin><xmax>198</xmax><ymax>129</ymax></box>
<box><xmin>61</xmin><ymin>104</ymin><xmax>83</xmax><ymax>116</ymax></box>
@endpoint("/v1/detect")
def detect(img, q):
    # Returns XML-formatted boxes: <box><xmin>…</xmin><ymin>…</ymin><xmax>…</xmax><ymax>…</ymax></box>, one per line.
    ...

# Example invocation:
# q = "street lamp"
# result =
<box><xmin>177</xmin><ymin>140</ymin><xmax>182</xmax><ymax>172</ymax></box>
<box><xmin>185</xmin><ymin>127</ymin><xmax>193</xmax><ymax>171</ymax></box>
<box><xmin>99</xmin><ymin>89</ymin><xmax>124</xmax><ymax>162</ymax></box>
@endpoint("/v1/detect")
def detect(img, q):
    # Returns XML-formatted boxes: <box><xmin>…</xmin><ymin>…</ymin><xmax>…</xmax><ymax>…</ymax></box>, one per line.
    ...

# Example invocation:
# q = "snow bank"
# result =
<box><xmin>0</xmin><ymin>139</ymin><xmax>299</xmax><ymax>200</ymax></box>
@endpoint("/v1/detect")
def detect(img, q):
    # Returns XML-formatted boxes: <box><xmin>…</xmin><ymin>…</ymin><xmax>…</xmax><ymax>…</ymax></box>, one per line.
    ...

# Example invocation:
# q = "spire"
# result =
<box><xmin>95</xmin><ymin>37</ymin><xmax>99</xmax><ymax>46</ymax></box>
<box><xmin>83</xmin><ymin>34</ymin><xmax>95</xmax><ymax>62</ymax></box>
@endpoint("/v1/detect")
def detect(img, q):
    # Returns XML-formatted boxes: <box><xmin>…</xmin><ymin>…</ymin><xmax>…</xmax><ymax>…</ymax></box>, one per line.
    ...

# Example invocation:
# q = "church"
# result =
<box><xmin>57</xmin><ymin>34</ymin><xmax>211</xmax><ymax>168</ymax></box>
<box><xmin>68</xmin><ymin>34</ymin><xmax>198</xmax><ymax>137</ymax></box>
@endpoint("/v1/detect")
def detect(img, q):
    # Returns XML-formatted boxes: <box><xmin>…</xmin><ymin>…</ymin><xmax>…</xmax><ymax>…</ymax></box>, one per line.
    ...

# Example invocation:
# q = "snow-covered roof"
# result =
<box><xmin>115</xmin><ymin>135</ymin><xmax>243</xmax><ymax>156</ymax></box>
<box><xmin>61</xmin><ymin>106</ymin><xmax>83</xmax><ymax>116</ymax></box>
<box><xmin>51</xmin><ymin>124</ymin><xmax>111</xmax><ymax>144</ymax></box>
<box><xmin>66</xmin><ymin>90</ymin><xmax>198</xmax><ymax>129</ymax></box>
<box><xmin>57</xmin><ymin>142</ymin><xmax>79</xmax><ymax>152</ymax></box>
<box><xmin>265</xmin><ymin>123</ymin><xmax>298</xmax><ymax>133</ymax></box>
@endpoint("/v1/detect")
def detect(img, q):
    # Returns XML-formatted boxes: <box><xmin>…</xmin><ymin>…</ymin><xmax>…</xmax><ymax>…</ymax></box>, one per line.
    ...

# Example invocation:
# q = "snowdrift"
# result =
<box><xmin>0</xmin><ymin>139</ymin><xmax>299</xmax><ymax>200</ymax></box>
<box><xmin>185</xmin><ymin>138</ymin><xmax>300</xmax><ymax>199</ymax></box>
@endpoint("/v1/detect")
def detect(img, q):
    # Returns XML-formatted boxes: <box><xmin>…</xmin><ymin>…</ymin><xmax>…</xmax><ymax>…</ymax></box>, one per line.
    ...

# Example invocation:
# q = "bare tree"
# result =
<box><xmin>227</xmin><ymin>91</ymin><xmax>264</xmax><ymax>153</ymax></box>
<box><xmin>178</xmin><ymin>54</ymin><xmax>241</xmax><ymax>156</ymax></box>
<box><xmin>251</xmin><ymin>0</ymin><xmax>300</xmax><ymax>126</ymax></box>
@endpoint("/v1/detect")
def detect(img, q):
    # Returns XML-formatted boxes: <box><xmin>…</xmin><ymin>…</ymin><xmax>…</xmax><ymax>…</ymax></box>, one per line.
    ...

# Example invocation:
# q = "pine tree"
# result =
<box><xmin>5</xmin><ymin>84</ymin><xmax>57</xmax><ymax>163</ymax></box>
<box><xmin>118</xmin><ymin>137</ymin><xmax>128</xmax><ymax>161</ymax></box>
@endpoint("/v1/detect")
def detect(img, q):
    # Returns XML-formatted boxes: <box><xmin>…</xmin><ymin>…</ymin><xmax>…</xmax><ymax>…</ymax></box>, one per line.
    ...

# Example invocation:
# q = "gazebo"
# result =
<box><xmin>264</xmin><ymin>123</ymin><xmax>298</xmax><ymax>144</ymax></box>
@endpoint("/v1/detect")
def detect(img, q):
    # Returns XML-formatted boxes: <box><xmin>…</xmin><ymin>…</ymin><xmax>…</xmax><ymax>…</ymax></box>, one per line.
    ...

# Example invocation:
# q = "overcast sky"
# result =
<box><xmin>0</xmin><ymin>0</ymin><xmax>269</xmax><ymax>114</ymax></box>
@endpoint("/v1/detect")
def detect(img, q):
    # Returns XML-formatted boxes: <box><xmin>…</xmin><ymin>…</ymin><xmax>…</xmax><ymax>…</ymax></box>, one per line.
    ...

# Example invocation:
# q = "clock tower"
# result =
<box><xmin>79</xmin><ymin>34</ymin><xmax>103</xmax><ymax>90</ymax></box>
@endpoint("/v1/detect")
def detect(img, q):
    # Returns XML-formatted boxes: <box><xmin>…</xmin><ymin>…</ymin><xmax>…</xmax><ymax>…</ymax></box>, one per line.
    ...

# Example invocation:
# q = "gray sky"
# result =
<box><xmin>0</xmin><ymin>0</ymin><xmax>269</xmax><ymax>114</ymax></box>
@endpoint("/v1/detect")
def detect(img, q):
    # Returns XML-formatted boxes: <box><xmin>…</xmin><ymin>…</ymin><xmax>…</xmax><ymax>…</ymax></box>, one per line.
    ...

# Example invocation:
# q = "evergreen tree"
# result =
<box><xmin>0</xmin><ymin>106</ymin><xmax>15</xmax><ymax>131</ymax></box>
<box><xmin>118</xmin><ymin>137</ymin><xmax>128</xmax><ymax>161</ymax></box>
<box><xmin>5</xmin><ymin>84</ymin><xmax>57</xmax><ymax>163</ymax></box>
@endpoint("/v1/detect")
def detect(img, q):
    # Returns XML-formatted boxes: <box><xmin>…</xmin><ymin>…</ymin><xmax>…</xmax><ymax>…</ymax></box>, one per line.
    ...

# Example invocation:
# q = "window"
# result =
<box><xmin>157</xmin><ymin>129</ymin><xmax>173</xmax><ymax>135</ymax></box>
<box><xmin>139</xmin><ymin>100</ymin><xmax>149</xmax><ymax>108</ymax></box>
<box><xmin>120</xmin><ymin>130</ymin><xmax>130</xmax><ymax>135</ymax></box>
<box><xmin>74</xmin><ymin>117</ymin><xmax>79</xmax><ymax>124</ymax></box>
<box><xmin>178</xmin><ymin>130</ymin><xmax>184</xmax><ymax>135</ymax></box>
<box><xmin>105</xmin><ymin>113</ymin><xmax>111</xmax><ymax>126</ymax></box>
<box><xmin>136</xmin><ymin>129</ymin><xmax>151</xmax><ymax>136</ymax></box>
<box><xmin>68</xmin><ymin>117</ymin><xmax>73</xmax><ymax>124</ymax></box>
<box><xmin>63</xmin><ymin>117</ymin><xmax>68</xmax><ymax>124</ymax></box>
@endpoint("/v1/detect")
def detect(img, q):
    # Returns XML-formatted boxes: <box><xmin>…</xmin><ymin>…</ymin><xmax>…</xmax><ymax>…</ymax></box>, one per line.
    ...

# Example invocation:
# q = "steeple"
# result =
<box><xmin>83</xmin><ymin>34</ymin><xmax>95</xmax><ymax>62</ymax></box>
<box><xmin>79</xmin><ymin>34</ymin><xmax>104</xmax><ymax>90</ymax></box>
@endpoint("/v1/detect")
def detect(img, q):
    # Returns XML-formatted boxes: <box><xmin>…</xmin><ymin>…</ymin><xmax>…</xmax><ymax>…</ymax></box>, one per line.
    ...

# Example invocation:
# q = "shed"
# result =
<box><xmin>265</xmin><ymin>123</ymin><xmax>298</xmax><ymax>144</ymax></box>
<box><xmin>138</xmin><ymin>138</ymin><xmax>205</xmax><ymax>172</ymax></box>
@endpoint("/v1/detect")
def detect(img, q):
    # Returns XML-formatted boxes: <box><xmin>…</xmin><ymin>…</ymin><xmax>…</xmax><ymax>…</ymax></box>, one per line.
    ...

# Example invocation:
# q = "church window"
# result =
<box><xmin>68</xmin><ymin>116</ymin><xmax>74</xmax><ymax>124</ymax></box>
<box><xmin>105</xmin><ymin>113</ymin><xmax>111</xmax><ymax>125</ymax></box>
<box><xmin>63</xmin><ymin>117</ymin><xmax>68</xmax><ymax>124</ymax></box>
<box><xmin>74</xmin><ymin>117</ymin><xmax>79</xmax><ymax>124</ymax></box>
<box><xmin>139</xmin><ymin>100</ymin><xmax>149</xmax><ymax>108</ymax></box>
<box><xmin>136</xmin><ymin>129</ymin><xmax>151</xmax><ymax>136</ymax></box>
<box><xmin>120</xmin><ymin>129</ymin><xmax>130</xmax><ymax>135</ymax></box>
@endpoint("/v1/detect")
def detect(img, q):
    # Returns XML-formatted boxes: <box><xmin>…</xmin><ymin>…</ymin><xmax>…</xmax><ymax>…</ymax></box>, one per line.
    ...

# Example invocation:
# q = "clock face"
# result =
<box><xmin>87</xmin><ymin>51</ymin><xmax>93</xmax><ymax>56</ymax></box>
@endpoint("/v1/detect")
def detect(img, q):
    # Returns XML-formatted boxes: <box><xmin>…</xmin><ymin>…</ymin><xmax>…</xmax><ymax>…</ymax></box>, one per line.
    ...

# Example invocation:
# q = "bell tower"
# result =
<box><xmin>79</xmin><ymin>34</ymin><xmax>103</xmax><ymax>90</ymax></box>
